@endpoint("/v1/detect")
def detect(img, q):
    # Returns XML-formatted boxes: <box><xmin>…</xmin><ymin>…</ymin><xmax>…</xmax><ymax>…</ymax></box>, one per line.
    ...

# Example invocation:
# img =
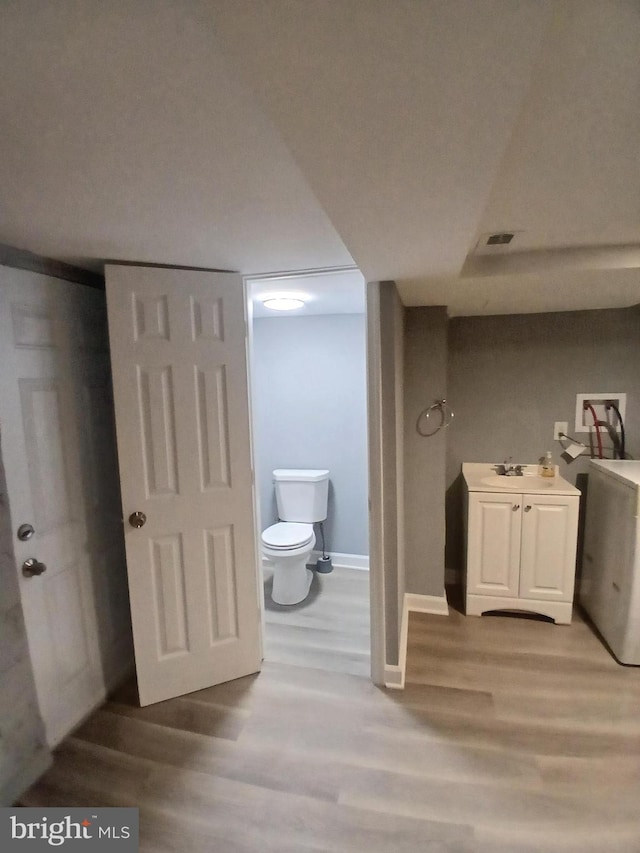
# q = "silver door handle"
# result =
<box><xmin>22</xmin><ymin>558</ymin><xmax>47</xmax><ymax>578</ymax></box>
<box><xmin>524</xmin><ymin>505</ymin><xmax>532</xmax><ymax>512</ymax></box>
<box><xmin>512</xmin><ymin>504</ymin><xmax>520</xmax><ymax>511</ymax></box>
<box><xmin>128</xmin><ymin>511</ymin><xmax>147</xmax><ymax>529</ymax></box>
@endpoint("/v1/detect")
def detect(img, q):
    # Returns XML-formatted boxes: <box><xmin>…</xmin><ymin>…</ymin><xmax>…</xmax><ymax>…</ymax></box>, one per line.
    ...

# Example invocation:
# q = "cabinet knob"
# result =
<box><xmin>524</xmin><ymin>505</ymin><xmax>532</xmax><ymax>512</ymax></box>
<box><xmin>513</xmin><ymin>504</ymin><xmax>520</xmax><ymax>511</ymax></box>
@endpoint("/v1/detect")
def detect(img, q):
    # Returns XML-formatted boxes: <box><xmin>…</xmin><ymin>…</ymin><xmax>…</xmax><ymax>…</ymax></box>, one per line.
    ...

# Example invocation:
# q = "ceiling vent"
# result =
<box><xmin>486</xmin><ymin>232</ymin><xmax>514</xmax><ymax>245</ymax></box>
<box><xmin>474</xmin><ymin>230</ymin><xmax>523</xmax><ymax>255</ymax></box>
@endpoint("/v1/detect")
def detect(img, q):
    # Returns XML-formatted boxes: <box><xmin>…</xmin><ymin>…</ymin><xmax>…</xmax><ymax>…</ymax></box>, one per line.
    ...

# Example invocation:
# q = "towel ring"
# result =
<box><xmin>416</xmin><ymin>399</ymin><xmax>454</xmax><ymax>437</ymax></box>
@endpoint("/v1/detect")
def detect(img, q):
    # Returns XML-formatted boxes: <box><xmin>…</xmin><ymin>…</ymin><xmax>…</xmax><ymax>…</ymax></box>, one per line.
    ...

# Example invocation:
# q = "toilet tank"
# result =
<box><xmin>273</xmin><ymin>469</ymin><xmax>329</xmax><ymax>522</ymax></box>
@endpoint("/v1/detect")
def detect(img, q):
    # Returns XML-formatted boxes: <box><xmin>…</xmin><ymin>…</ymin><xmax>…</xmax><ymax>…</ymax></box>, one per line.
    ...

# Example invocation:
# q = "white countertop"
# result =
<box><xmin>589</xmin><ymin>459</ymin><xmax>640</xmax><ymax>489</ymax></box>
<box><xmin>462</xmin><ymin>463</ymin><xmax>581</xmax><ymax>496</ymax></box>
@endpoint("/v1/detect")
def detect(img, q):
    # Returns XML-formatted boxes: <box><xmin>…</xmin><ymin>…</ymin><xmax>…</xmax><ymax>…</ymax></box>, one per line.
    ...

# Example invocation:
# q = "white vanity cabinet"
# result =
<box><xmin>463</xmin><ymin>464</ymin><xmax>581</xmax><ymax>624</ymax></box>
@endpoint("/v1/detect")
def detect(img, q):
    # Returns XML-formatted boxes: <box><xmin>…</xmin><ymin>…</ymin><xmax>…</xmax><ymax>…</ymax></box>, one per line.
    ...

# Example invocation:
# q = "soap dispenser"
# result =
<box><xmin>540</xmin><ymin>451</ymin><xmax>555</xmax><ymax>479</ymax></box>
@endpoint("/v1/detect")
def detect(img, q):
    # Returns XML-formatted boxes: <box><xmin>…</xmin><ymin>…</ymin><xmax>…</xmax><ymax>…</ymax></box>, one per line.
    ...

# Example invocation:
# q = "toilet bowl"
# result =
<box><xmin>262</xmin><ymin>522</ymin><xmax>315</xmax><ymax>605</ymax></box>
<box><xmin>262</xmin><ymin>468</ymin><xmax>329</xmax><ymax>605</ymax></box>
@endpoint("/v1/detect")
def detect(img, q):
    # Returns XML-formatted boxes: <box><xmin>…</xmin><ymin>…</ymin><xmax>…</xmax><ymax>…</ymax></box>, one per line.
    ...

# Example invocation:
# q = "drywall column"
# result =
<box><xmin>0</xmin><ymin>433</ymin><xmax>50</xmax><ymax>804</ymax></box>
<box><xmin>392</xmin><ymin>287</ymin><xmax>405</xmax><ymax>640</ymax></box>
<box><xmin>403</xmin><ymin>307</ymin><xmax>448</xmax><ymax>596</ymax></box>
<box><xmin>379</xmin><ymin>282</ymin><xmax>404</xmax><ymax>664</ymax></box>
<box><xmin>368</xmin><ymin>281</ymin><xmax>405</xmax><ymax>673</ymax></box>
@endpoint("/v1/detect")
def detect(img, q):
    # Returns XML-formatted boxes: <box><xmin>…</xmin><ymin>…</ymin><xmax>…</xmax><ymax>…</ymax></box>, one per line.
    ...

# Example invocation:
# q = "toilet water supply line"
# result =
<box><xmin>315</xmin><ymin>521</ymin><xmax>332</xmax><ymax>572</ymax></box>
<box><xmin>318</xmin><ymin>521</ymin><xmax>328</xmax><ymax>559</ymax></box>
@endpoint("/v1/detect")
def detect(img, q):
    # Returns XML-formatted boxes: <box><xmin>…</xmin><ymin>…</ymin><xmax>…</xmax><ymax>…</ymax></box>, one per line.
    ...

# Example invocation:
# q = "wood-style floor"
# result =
<box><xmin>21</xmin><ymin>571</ymin><xmax>640</xmax><ymax>852</ymax></box>
<box><xmin>261</xmin><ymin>563</ymin><xmax>370</xmax><ymax>678</ymax></box>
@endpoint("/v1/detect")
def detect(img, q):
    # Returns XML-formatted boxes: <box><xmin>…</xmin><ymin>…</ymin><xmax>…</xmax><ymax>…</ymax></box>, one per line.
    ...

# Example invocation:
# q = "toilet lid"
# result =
<box><xmin>262</xmin><ymin>522</ymin><xmax>313</xmax><ymax>549</ymax></box>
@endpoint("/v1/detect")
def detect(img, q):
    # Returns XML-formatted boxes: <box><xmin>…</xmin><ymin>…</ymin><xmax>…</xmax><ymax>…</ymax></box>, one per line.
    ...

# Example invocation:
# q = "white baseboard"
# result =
<box><xmin>384</xmin><ymin>589</ymin><xmax>450</xmax><ymax>690</ymax></box>
<box><xmin>310</xmin><ymin>550</ymin><xmax>369</xmax><ymax>571</ymax></box>
<box><xmin>404</xmin><ymin>592</ymin><xmax>450</xmax><ymax>616</ymax></box>
<box><xmin>383</xmin><ymin>664</ymin><xmax>405</xmax><ymax>689</ymax></box>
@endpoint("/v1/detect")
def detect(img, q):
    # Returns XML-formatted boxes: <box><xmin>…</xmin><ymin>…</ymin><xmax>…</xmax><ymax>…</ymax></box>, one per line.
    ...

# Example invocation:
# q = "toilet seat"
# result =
<box><xmin>261</xmin><ymin>522</ymin><xmax>313</xmax><ymax>550</ymax></box>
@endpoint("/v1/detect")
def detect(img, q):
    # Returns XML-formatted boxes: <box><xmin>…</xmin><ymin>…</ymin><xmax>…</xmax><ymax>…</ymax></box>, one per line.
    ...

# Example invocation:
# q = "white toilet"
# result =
<box><xmin>262</xmin><ymin>468</ymin><xmax>329</xmax><ymax>605</ymax></box>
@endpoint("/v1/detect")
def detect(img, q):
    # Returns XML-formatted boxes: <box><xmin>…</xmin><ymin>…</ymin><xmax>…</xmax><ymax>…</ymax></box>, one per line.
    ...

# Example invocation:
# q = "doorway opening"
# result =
<box><xmin>246</xmin><ymin>269</ymin><xmax>371</xmax><ymax>678</ymax></box>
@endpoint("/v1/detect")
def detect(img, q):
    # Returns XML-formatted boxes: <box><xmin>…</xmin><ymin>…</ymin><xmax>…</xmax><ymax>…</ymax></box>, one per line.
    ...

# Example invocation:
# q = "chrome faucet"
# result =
<box><xmin>497</xmin><ymin>459</ymin><xmax>523</xmax><ymax>476</ymax></box>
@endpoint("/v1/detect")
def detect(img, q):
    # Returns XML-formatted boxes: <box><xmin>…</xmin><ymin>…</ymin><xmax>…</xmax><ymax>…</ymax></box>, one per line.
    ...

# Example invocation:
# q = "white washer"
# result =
<box><xmin>580</xmin><ymin>460</ymin><xmax>640</xmax><ymax>664</ymax></box>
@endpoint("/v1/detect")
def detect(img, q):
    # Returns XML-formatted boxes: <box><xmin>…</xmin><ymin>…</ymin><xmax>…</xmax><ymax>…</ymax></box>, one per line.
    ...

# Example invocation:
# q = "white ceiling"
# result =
<box><xmin>0</xmin><ymin>1</ymin><xmax>352</xmax><ymax>275</ymax></box>
<box><xmin>1</xmin><ymin>1</ymin><xmax>639</xmax><ymax>316</ymax></box>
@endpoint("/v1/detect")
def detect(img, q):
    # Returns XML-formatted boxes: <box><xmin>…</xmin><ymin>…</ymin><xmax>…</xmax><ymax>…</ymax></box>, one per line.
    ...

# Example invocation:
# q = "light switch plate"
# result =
<box><xmin>554</xmin><ymin>421</ymin><xmax>568</xmax><ymax>441</ymax></box>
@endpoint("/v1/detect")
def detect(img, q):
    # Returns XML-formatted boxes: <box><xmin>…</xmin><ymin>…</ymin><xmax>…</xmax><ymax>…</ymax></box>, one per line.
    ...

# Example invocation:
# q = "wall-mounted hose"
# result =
<box><xmin>585</xmin><ymin>402</ymin><xmax>603</xmax><ymax>459</ymax></box>
<box><xmin>607</xmin><ymin>401</ymin><xmax>626</xmax><ymax>459</ymax></box>
<box><xmin>599</xmin><ymin>421</ymin><xmax>622</xmax><ymax>458</ymax></box>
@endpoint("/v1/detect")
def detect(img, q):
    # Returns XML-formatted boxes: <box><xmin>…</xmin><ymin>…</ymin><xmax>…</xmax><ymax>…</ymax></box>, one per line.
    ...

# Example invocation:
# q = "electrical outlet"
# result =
<box><xmin>554</xmin><ymin>421</ymin><xmax>568</xmax><ymax>441</ymax></box>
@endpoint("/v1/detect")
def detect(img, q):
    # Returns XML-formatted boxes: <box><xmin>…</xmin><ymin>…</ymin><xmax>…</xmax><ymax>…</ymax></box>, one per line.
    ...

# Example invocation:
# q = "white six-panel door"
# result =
<box><xmin>105</xmin><ymin>265</ymin><xmax>261</xmax><ymax>706</ymax></box>
<box><xmin>0</xmin><ymin>266</ymin><xmax>132</xmax><ymax>746</ymax></box>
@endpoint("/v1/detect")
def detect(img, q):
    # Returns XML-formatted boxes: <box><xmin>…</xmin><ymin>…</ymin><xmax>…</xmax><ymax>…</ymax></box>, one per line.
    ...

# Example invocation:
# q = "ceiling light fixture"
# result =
<box><xmin>262</xmin><ymin>294</ymin><xmax>306</xmax><ymax>311</ymax></box>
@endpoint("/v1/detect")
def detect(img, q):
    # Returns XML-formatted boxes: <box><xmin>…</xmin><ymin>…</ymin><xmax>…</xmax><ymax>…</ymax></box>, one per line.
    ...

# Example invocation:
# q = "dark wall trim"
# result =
<box><xmin>104</xmin><ymin>260</ymin><xmax>234</xmax><ymax>274</ymax></box>
<box><xmin>0</xmin><ymin>243</ymin><xmax>104</xmax><ymax>290</ymax></box>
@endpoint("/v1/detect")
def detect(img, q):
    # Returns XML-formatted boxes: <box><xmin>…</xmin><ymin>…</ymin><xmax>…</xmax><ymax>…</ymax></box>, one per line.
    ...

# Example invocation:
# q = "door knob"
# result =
<box><xmin>128</xmin><ymin>511</ymin><xmax>147</xmax><ymax>528</ymax></box>
<box><xmin>22</xmin><ymin>558</ymin><xmax>46</xmax><ymax>578</ymax></box>
<box><xmin>524</xmin><ymin>505</ymin><xmax>532</xmax><ymax>512</ymax></box>
<box><xmin>512</xmin><ymin>504</ymin><xmax>520</xmax><ymax>511</ymax></box>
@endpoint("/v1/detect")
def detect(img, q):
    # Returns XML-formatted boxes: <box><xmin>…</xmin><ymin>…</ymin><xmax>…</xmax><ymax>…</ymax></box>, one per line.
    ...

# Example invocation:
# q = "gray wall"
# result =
<box><xmin>252</xmin><ymin>314</ymin><xmax>368</xmax><ymax>556</ymax></box>
<box><xmin>446</xmin><ymin>305</ymin><xmax>640</xmax><ymax>574</ymax></box>
<box><xmin>0</xmin><ymin>433</ymin><xmax>50</xmax><ymax>804</ymax></box>
<box><xmin>403</xmin><ymin>307</ymin><xmax>448</xmax><ymax>596</ymax></box>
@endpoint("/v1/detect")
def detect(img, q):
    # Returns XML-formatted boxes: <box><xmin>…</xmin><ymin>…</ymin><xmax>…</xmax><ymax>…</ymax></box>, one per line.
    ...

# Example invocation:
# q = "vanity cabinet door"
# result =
<box><xmin>467</xmin><ymin>493</ymin><xmax>521</xmax><ymax>597</ymax></box>
<box><xmin>519</xmin><ymin>494</ymin><xmax>579</xmax><ymax>602</ymax></box>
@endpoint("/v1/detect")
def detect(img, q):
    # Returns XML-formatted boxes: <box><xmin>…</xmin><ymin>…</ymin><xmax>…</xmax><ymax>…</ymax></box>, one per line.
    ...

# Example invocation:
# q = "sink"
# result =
<box><xmin>481</xmin><ymin>475</ymin><xmax>555</xmax><ymax>490</ymax></box>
